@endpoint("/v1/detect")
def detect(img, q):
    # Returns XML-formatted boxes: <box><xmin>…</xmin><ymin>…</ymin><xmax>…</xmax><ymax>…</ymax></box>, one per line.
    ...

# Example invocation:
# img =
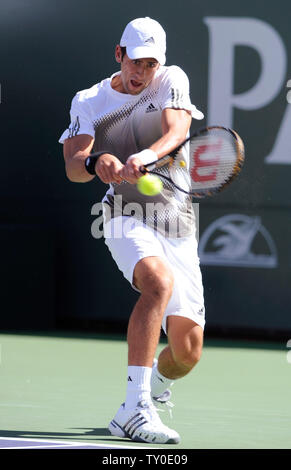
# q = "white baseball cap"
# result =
<box><xmin>120</xmin><ymin>17</ymin><xmax>166</xmax><ymax>65</ymax></box>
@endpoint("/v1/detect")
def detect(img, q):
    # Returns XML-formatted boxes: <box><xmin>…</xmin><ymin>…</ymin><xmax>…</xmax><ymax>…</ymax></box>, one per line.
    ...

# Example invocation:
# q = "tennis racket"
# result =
<box><xmin>140</xmin><ymin>126</ymin><xmax>245</xmax><ymax>198</ymax></box>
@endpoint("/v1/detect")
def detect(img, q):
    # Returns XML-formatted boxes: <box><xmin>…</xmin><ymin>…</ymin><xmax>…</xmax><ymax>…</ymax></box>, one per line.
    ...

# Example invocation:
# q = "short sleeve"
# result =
<box><xmin>58</xmin><ymin>92</ymin><xmax>95</xmax><ymax>144</ymax></box>
<box><xmin>160</xmin><ymin>66</ymin><xmax>204</xmax><ymax>121</ymax></box>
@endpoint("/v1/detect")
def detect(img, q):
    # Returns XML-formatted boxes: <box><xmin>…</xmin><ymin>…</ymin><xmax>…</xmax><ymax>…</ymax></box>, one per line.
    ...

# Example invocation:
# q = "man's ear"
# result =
<box><xmin>115</xmin><ymin>45</ymin><xmax>122</xmax><ymax>64</ymax></box>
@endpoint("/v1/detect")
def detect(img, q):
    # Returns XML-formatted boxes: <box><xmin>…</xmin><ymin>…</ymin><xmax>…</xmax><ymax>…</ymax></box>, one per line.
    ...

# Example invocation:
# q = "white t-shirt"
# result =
<box><xmin>59</xmin><ymin>65</ymin><xmax>204</xmax><ymax>238</ymax></box>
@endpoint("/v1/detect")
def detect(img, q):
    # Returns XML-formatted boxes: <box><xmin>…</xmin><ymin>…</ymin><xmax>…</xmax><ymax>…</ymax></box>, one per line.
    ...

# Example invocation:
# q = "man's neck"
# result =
<box><xmin>111</xmin><ymin>74</ymin><xmax>126</xmax><ymax>94</ymax></box>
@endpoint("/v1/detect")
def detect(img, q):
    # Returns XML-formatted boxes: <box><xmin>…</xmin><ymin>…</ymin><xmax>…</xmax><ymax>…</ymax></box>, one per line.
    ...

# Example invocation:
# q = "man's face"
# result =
<box><xmin>115</xmin><ymin>46</ymin><xmax>160</xmax><ymax>95</ymax></box>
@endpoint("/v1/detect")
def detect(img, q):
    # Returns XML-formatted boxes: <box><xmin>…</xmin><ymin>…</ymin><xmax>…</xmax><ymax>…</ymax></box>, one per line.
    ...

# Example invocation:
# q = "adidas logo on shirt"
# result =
<box><xmin>145</xmin><ymin>103</ymin><xmax>158</xmax><ymax>113</ymax></box>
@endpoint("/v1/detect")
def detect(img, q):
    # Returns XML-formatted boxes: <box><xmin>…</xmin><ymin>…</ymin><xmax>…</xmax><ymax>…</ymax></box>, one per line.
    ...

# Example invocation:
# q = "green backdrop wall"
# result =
<box><xmin>0</xmin><ymin>0</ymin><xmax>290</xmax><ymax>338</ymax></box>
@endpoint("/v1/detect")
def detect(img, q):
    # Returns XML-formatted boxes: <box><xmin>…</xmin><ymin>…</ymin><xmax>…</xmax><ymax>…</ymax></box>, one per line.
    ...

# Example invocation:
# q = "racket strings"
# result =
<box><xmin>152</xmin><ymin>162</ymin><xmax>192</xmax><ymax>200</ymax></box>
<box><xmin>137</xmin><ymin>126</ymin><xmax>244</xmax><ymax>199</ymax></box>
<box><xmin>188</xmin><ymin>129</ymin><xmax>243</xmax><ymax>194</ymax></box>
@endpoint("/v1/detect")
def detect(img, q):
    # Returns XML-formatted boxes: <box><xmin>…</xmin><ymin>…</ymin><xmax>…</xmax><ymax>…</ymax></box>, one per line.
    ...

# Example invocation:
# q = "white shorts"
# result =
<box><xmin>104</xmin><ymin>216</ymin><xmax>205</xmax><ymax>334</ymax></box>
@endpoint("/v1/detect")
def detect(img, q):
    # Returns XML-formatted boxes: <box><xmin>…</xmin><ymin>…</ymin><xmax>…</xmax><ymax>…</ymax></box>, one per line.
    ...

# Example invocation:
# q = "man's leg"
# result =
<box><xmin>109</xmin><ymin>256</ymin><xmax>181</xmax><ymax>444</ymax></box>
<box><xmin>127</xmin><ymin>256</ymin><xmax>174</xmax><ymax>367</ymax></box>
<box><xmin>151</xmin><ymin>316</ymin><xmax>203</xmax><ymax>398</ymax></box>
<box><xmin>159</xmin><ymin>316</ymin><xmax>203</xmax><ymax>378</ymax></box>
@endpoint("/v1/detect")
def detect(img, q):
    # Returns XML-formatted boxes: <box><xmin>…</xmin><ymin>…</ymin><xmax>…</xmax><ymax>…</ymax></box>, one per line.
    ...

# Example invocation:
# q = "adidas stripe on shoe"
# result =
<box><xmin>108</xmin><ymin>400</ymin><xmax>180</xmax><ymax>444</ymax></box>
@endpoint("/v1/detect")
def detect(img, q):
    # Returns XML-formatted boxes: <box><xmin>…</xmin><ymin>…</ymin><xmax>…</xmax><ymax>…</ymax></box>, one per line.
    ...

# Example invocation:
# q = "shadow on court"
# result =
<box><xmin>0</xmin><ymin>428</ymin><xmax>129</xmax><ymax>444</ymax></box>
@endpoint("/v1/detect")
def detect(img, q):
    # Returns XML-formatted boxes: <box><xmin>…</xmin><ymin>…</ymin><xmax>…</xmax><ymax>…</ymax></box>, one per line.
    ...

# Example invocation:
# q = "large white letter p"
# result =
<box><xmin>204</xmin><ymin>17</ymin><xmax>287</xmax><ymax>127</ymax></box>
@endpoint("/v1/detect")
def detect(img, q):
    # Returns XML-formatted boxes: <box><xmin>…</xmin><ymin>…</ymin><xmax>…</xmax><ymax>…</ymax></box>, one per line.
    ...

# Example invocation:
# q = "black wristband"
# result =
<box><xmin>84</xmin><ymin>151</ymin><xmax>110</xmax><ymax>175</ymax></box>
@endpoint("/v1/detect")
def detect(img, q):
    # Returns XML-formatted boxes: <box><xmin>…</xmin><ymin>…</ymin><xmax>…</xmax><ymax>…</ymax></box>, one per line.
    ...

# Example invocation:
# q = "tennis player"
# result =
<box><xmin>59</xmin><ymin>17</ymin><xmax>205</xmax><ymax>444</ymax></box>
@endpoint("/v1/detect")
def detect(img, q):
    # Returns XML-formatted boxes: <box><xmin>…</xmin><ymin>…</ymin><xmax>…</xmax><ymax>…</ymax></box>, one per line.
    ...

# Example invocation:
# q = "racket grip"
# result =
<box><xmin>143</xmin><ymin>155</ymin><xmax>174</xmax><ymax>172</ymax></box>
<box><xmin>139</xmin><ymin>165</ymin><xmax>148</xmax><ymax>174</ymax></box>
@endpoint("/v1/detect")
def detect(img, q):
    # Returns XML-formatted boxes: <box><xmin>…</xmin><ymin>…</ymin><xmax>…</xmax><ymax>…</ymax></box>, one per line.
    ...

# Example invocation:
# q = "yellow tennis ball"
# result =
<box><xmin>179</xmin><ymin>160</ymin><xmax>186</xmax><ymax>167</ymax></box>
<box><xmin>137</xmin><ymin>174</ymin><xmax>163</xmax><ymax>196</ymax></box>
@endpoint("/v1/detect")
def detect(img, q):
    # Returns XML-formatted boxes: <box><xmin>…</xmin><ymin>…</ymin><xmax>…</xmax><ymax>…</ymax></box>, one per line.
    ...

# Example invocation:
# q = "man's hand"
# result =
<box><xmin>119</xmin><ymin>156</ymin><xmax>144</xmax><ymax>184</ymax></box>
<box><xmin>119</xmin><ymin>149</ymin><xmax>157</xmax><ymax>184</ymax></box>
<box><xmin>95</xmin><ymin>153</ymin><xmax>124</xmax><ymax>184</ymax></box>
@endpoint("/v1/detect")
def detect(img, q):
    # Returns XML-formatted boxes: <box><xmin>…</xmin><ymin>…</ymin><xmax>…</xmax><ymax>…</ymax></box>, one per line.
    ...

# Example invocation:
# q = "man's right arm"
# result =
<box><xmin>63</xmin><ymin>134</ymin><xmax>124</xmax><ymax>184</ymax></box>
<box><xmin>63</xmin><ymin>134</ymin><xmax>95</xmax><ymax>183</ymax></box>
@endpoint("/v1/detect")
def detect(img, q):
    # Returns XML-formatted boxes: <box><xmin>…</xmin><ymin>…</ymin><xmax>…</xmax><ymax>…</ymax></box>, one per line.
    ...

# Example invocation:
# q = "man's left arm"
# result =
<box><xmin>120</xmin><ymin>108</ymin><xmax>191</xmax><ymax>183</ymax></box>
<box><xmin>150</xmin><ymin>107</ymin><xmax>192</xmax><ymax>157</ymax></box>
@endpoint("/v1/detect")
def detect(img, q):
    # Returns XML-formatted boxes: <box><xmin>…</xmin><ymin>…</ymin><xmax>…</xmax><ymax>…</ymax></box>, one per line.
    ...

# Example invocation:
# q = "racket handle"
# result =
<box><xmin>142</xmin><ymin>155</ymin><xmax>174</xmax><ymax>172</ymax></box>
<box><xmin>139</xmin><ymin>166</ymin><xmax>148</xmax><ymax>174</ymax></box>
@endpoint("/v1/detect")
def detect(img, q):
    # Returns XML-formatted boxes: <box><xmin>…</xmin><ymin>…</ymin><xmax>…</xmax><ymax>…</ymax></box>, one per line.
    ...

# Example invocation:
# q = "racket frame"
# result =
<box><xmin>141</xmin><ymin>126</ymin><xmax>245</xmax><ymax>198</ymax></box>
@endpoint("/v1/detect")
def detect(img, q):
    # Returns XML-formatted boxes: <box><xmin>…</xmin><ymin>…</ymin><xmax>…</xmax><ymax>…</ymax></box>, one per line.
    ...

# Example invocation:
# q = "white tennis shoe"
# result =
<box><xmin>151</xmin><ymin>358</ymin><xmax>174</xmax><ymax>416</ymax></box>
<box><xmin>153</xmin><ymin>388</ymin><xmax>172</xmax><ymax>403</ymax></box>
<box><xmin>108</xmin><ymin>400</ymin><xmax>180</xmax><ymax>444</ymax></box>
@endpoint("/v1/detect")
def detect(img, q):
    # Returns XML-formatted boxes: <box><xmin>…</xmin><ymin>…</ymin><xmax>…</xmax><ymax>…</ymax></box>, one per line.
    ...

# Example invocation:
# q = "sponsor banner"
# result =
<box><xmin>199</xmin><ymin>213</ymin><xmax>278</xmax><ymax>269</ymax></box>
<box><xmin>199</xmin><ymin>207</ymin><xmax>291</xmax><ymax>331</ymax></box>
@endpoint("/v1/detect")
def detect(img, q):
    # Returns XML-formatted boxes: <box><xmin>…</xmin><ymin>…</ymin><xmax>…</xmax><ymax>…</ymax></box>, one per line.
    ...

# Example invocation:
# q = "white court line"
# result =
<box><xmin>1</xmin><ymin>445</ymin><xmax>78</xmax><ymax>449</ymax></box>
<box><xmin>0</xmin><ymin>436</ymin><xmax>152</xmax><ymax>450</ymax></box>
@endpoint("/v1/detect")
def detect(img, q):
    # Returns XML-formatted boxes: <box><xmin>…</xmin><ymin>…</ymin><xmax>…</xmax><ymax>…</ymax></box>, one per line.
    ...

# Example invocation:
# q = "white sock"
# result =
<box><xmin>151</xmin><ymin>361</ymin><xmax>175</xmax><ymax>397</ymax></box>
<box><xmin>125</xmin><ymin>366</ymin><xmax>152</xmax><ymax>410</ymax></box>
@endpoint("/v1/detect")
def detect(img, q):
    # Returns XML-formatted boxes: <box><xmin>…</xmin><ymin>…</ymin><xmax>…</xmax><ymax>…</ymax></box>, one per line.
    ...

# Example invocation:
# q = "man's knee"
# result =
<box><xmin>167</xmin><ymin>317</ymin><xmax>203</xmax><ymax>370</ymax></box>
<box><xmin>173</xmin><ymin>343</ymin><xmax>202</xmax><ymax>369</ymax></box>
<box><xmin>133</xmin><ymin>256</ymin><xmax>174</xmax><ymax>301</ymax></box>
